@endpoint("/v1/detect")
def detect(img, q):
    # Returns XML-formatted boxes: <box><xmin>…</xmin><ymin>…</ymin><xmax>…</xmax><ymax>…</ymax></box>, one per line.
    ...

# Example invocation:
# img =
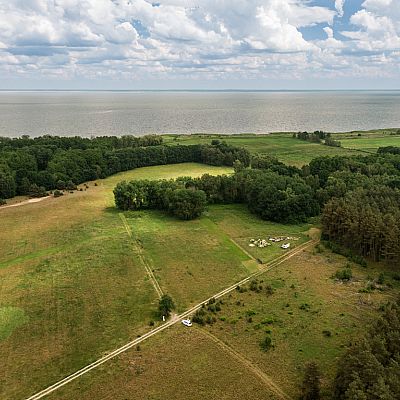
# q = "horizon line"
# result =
<box><xmin>1</xmin><ymin>89</ymin><xmax>400</xmax><ymax>93</ymax></box>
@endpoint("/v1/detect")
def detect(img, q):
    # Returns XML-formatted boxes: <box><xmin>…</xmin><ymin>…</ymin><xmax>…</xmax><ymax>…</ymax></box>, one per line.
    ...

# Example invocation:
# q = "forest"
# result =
<box><xmin>333</xmin><ymin>298</ymin><xmax>400</xmax><ymax>399</ymax></box>
<box><xmin>0</xmin><ymin>136</ymin><xmax>250</xmax><ymax>199</ymax></box>
<box><xmin>114</xmin><ymin>146</ymin><xmax>400</xmax><ymax>264</ymax></box>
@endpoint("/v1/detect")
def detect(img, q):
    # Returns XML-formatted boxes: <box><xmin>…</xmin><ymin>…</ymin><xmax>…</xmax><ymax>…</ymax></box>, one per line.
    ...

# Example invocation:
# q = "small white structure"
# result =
<box><xmin>182</xmin><ymin>319</ymin><xmax>192</xmax><ymax>327</ymax></box>
<box><xmin>281</xmin><ymin>243</ymin><xmax>290</xmax><ymax>249</ymax></box>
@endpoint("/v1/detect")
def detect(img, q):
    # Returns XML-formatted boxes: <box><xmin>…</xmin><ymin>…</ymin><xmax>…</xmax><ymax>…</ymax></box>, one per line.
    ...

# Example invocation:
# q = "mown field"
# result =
<box><xmin>163</xmin><ymin>133</ymin><xmax>358</xmax><ymax>166</ymax></box>
<box><xmin>41</xmin><ymin>243</ymin><xmax>398</xmax><ymax>400</ymax></box>
<box><xmin>0</xmin><ymin>163</ymin><xmax>235</xmax><ymax>400</ymax></box>
<box><xmin>332</xmin><ymin>130</ymin><xmax>400</xmax><ymax>152</ymax></box>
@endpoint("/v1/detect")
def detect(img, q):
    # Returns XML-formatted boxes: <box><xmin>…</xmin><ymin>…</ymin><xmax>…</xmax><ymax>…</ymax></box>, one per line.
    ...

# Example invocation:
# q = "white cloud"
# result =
<box><xmin>0</xmin><ymin>0</ymin><xmax>398</xmax><ymax>85</ymax></box>
<box><xmin>335</xmin><ymin>0</ymin><xmax>345</xmax><ymax>17</ymax></box>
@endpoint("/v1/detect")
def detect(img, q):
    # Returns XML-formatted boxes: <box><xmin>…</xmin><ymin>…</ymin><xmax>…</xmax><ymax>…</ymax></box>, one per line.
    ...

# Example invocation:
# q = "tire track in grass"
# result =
<box><xmin>196</xmin><ymin>328</ymin><xmax>292</xmax><ymax>400</ymax></box>
<box><xmin>119</xmin><ymin>213</ymin><xmax>163</xmax><ymax>299</ymax></box>
<box><xmin>24</xmin><ymin>239</ymin><xmax>317</xmax><ymax>400</ymax></box>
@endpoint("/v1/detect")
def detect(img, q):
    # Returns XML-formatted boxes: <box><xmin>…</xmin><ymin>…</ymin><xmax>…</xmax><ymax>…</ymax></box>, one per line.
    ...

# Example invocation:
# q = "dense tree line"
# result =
<box><xmin>378</xmin><ymin>146</ymin><xmax>400</xmax><ymax>155</ymax></box>
<box><xmin>294</xmin><ymin>130</ymin><xmax>330</xmax><ymax>143</ymax></box>
<box><xmin>293</xmin><ymin>131</ymin><xmax>341</xmax><ymax>147</ymax></box>
<box><xmin>333</xmin><ymin>299</ymin><xmax>400</xmax><ymax>399</ymax></box>
<box><xmin>114</xmin><ymin>179</ymin><xmax>207</xmax><ymax>220</ymax></box>
<box><xmin>321</xmin><ymin>187</ymin><xmax>400</xmax><ymax>264</ymax></box>
<box><xmin>115</xmin><ymin>167</ymin><xmax>319</xmax><ymax>223</ymax></box>
<box><xmin>309</xmin><ymin>153</ymin><xmax>400</xmax><ymax>265</ymax></box>
<box><xmin>0</xmin><ymin>136</ymin><xmax>250</xmax><ymax>199</ymax></box>
<box><xmin>0</xmin><ymin>134</ymin><xmax>163</xmax><ymax>151</ymax></box>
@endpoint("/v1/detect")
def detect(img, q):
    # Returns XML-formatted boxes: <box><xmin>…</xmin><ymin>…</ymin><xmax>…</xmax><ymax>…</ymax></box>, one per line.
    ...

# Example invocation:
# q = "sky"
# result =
<box><xmin>0</xmin><ymin>0</ymin><xmax>399</xmax><ymax>90</ymax></box>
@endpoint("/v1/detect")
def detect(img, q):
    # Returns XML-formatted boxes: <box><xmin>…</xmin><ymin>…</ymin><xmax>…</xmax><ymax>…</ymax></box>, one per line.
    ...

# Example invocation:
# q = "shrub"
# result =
<box><xmin>53</xmin><ymin>189</ymin><xmax>63</xmax><ymax>198</ymax></box>
<box><xmin>333</xmin><ymin>267</ymin><xmax>352</xmax><ymax>281</ymax></box>
<box><xmin>260</xmin><ymin>335</ymin><xmax>273</xmax><ymax>351</ymax></box>
<box><xmin>28</xmin><ymin>184</ymin><xmax>47</xmax><ymax>198</ymax></box>
<box><xmin>377</xmin><ymin>273</ymin><xmax>385</xmax><ymax>285</ymax></box>
<box><xmin>265</xmin><ymin>284</ymin><xmax>274</xmax><ymax>296</ymax></box>
<box><xmin>0</xmin><ymin>198</ymin><xmax>6</xmax><ymax>206</ymax></box>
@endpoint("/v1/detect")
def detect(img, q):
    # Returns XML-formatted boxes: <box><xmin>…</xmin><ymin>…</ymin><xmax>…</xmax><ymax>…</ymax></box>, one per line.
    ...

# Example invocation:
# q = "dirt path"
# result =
<box><xmin>197</xmin><ymin>328</ymin><xmax>292</xmax><ymax>400</ymax></box>
<box><xmin>0</xmin><ymin>196</ymin><xmax>51</xmax><ymax>211</ymax></box>
<box><xmin>25</xmin><ymin>239</ymin><xmax>317</xmax><ymax>400</ymax></box>
<box><xmin>119</xmin><ymin>213</ymin><xmax>164</xmax><ymax>299</ymax></box>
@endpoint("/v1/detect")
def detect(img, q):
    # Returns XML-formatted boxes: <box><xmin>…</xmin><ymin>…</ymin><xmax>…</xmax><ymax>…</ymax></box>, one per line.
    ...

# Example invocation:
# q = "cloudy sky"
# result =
<box><xmin>0</xmin><ymin>0</ymin><xmax>399</xmax><ymax>89</ymax></box>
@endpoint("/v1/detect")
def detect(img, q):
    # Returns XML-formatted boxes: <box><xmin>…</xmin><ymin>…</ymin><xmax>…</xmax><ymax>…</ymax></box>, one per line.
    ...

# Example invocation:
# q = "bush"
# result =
<box><xmin>0</xmin><ymin>198</ymin><xmax>6</xmax><ymax>206</ymax></box>
<box><xmin>53</xmin><ymin>189</ymin><xmax>63</xmax><ymax>198</ymax></box>
<box><xmin>333</xmin><ymin>267</ymin><xmax>352</xmax><ymax>281</ymax></box>
<box><xmin>260</xmin><ymin>335</ymin><xmax>273</xmax><ymax>351</ymax></box>
<box><xmin>28</xmin><ymin>184</ymin><xmax>47</xmax><ymax>198</ymax></box>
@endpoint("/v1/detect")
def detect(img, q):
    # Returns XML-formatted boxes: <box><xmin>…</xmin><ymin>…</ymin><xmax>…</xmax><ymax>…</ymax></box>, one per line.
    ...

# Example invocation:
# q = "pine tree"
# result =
<box><xmin>300</xmin><ymin>362</ymin><xmax>321</xmax><ymax>400</ymax></box>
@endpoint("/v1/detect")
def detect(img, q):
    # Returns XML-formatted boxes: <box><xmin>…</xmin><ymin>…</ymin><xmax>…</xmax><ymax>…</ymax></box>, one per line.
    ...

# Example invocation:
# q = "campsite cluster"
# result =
<box><xmin>249</xmin><ymin>236</ymin><xmax>299</xmax><ymax>249</ymax></box>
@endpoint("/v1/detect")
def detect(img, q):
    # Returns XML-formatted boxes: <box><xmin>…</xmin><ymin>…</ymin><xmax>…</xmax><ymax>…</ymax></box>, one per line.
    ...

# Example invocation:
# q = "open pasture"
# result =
<box><xmin>199</xmin><ymin>245</ymin><xmax>396</xmax><ymax>398</ymax></box>
<box><xmin>333</xmin><ymin>130</ymin><xmax>400</xmax><ymax>152</ymax></box>
<box><xmin>124</xmin><ymin>210</ymin><xmax>255</xmax><ymax>311</ymax></box>
<box><xmin>208</xmin><ymin>204</ymin><xmax>312</xmax><ymax>264</ymax></box>
<box><xmin>47</xmin><ymin>325</ymin><xmax>280</xmax><ymax>400</ymax></box>
<box><xmin>0</xmin><ymin>163</ymin><xmax>233</xmax><ymax>399</ymax></box>
<box><xmin>38</xmin><ymin>243</ymin><xmax>397</xmax><ymax>400</ymax></box>
<box><xmin>164</xmin><ymin>133</ymin><xmax>358</xmax><ymax>166</ymax></box>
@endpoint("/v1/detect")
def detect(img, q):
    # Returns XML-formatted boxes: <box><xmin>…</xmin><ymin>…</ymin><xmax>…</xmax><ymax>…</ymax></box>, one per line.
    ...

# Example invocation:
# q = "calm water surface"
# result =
<box><xmin>0</xmin><ymin>91</ymin><xmax>399</xmax><ymax>137</ymax></box>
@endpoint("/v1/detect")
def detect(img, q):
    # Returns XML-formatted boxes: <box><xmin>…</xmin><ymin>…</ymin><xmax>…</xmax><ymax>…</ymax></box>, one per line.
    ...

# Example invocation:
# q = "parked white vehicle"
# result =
<box><xmin>281</xmin><ymin>243</ymin><xmax>290</xmax><ymax>249</ymax></box>
<box><xmin>182</xmin><ymin>319</ymin><xmax>193</xmax><ymax>327</ymax></box>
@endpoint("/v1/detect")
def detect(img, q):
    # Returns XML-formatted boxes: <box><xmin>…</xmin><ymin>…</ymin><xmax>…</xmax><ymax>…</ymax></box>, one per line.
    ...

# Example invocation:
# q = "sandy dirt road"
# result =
<box><xmin>25</xmin><ymin>239</ymin><xmax>317</xmax><ymax>400</ymax></box>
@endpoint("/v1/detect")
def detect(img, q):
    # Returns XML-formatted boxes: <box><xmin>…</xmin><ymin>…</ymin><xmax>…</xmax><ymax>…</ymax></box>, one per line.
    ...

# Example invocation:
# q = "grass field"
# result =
<box><xmin>200</xmin><ymin>245</ymin><xmax>396</xmax><ymax>398</ymax></box>
<box><xmin>208</xmin><ymin>204</ymin><xmax>312</xmax><ymax>263</ymax></box>
<box><xmin>332</xmin><ymin>130</ymin><xmax>400</xmax><ymax>153</ymax></box>
<box><xmin>163</xmin><ymin>133</ymin><xmax>358</xmax><ymax>166</ymax></box>
<box><xmin>0</xmin><ymin>163</ymin><xmax>234</xmax><ymax>400</ymax></box>
<box><xmin>2</xmin><ymin>156</ymin><xmax>399</xmax><ymax>399</ymax></box>
<box><xmin>47</xmin><ymin>326</ymin><xmax>280</xmax><ymax>400</ymax></box>
<box><xmin>40</xmin><ymin>244</ymin><xmax>397</xmax><ymax>400</ymax></box>
<box><xmin>124</xmin><ymin>210</ymin><xmax>255</xmax><ymax>311</ymax></box>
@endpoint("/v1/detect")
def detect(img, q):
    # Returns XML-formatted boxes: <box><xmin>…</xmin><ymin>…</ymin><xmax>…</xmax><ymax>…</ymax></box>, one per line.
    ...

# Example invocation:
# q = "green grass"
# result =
<box><xmin>198</xmin><ymin>246</ymin><xmax>395</xmax><ymax>398</ymax></box>
<box><xmin>0</xmin><ymin>307</ymin><xmax>28</xmax><ymax>341</ymax></box>
<box><xmin>1</xmin><ymin>159</ymin><xmax>398</xmax><ymax>399</ymax></box>
<box><xmin>41</xmin><ymin>244</ymin><xmax>396</xmax><ymax>400</ymax></box>
<box><xmin>208</xmin><ymin>204</ymin><xmax>312</xmax><ymax>263</ymax></box>
<box><xmin>0</xmin><ymin>163</ymin><xmax>233</xmax><ymax>400</ymax></box>
<box><xmin>163</xmin><ymin>133</ymin><xmax>358</xmax><ymax>166</ymax></box>
<box><xmin>47</xmin><ymin>326</ymin><xmax>280</xmax><ymax>400</ymax></box>
<box><xmin>333</xmin><ymin>131</ymin><xmax>400</xmax><ymax>153</ymax></box>
<box><xmin>124</xmin><ymin>209</ymin><xmax>254</xmax><ymax>310</ymax></box>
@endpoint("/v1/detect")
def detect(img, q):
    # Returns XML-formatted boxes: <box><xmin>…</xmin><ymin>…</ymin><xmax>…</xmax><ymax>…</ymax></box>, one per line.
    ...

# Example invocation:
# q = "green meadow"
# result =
<box><xmin>163</xmin><ymin>133</ymin><xmax>358</xmax><ymax>166</ymax></box>
<box><xmin>1</xmin><ymin>132</ymin><xmax>400</xmax><ymax>400</ymax></box>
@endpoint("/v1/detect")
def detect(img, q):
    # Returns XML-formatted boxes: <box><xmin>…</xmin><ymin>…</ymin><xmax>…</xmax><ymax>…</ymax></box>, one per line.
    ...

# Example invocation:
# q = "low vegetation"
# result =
<box><xmin>2</xmin><ymin>131</ymin><xmax>400</xmax><ymax>399</ymax></box>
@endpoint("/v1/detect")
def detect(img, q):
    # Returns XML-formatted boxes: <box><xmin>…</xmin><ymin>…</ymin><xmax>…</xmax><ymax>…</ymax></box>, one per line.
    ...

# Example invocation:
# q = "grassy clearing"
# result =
<box><xmin>124</xmin><ymin>209</ymin><xmax>255</xmax><ymax>311</ymax></box>
<box><xmin>0</xmin><ymin>163</ymin><xmax>232</xmax><ymax>400</ymax></box>
<box><xmin>208</xmin><ymin>204</ymin><xmax>312</xmax><ymax>263</ymax></box>
<box><xmin>333</xmin><ymin>131</ymin><xmax>400</xmax><ymax>153</ymax></box>
<box><xmin>47</xmin><ymin>326</ymin><xmax>280</xmax><ymax>400</ymax></box>
<box><xmin>199</xmin><ymin>246</ymin><xmax>396</xmax><ymax>398</ymax></box>
<box><xmin>163</xmin><ymin>133</ymin><xmax>358</xmax><ymax>166</ymax></box>
<box><xmin>41</xmin><ymin>245</ymin><xmax>396</xmax><ymax>400</ymax></box>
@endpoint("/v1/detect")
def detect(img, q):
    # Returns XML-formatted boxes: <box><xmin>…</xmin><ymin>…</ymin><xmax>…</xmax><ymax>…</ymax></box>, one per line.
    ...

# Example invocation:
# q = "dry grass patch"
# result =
<box><xmin>47</xmin><ymin>326</ymin><xmax>280</xmax><ymax>400</ymax></box>
<box><xmin>197</xmin><ymin>246</ymin><xmax>395</xmax><ymax>399</ymax></box>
